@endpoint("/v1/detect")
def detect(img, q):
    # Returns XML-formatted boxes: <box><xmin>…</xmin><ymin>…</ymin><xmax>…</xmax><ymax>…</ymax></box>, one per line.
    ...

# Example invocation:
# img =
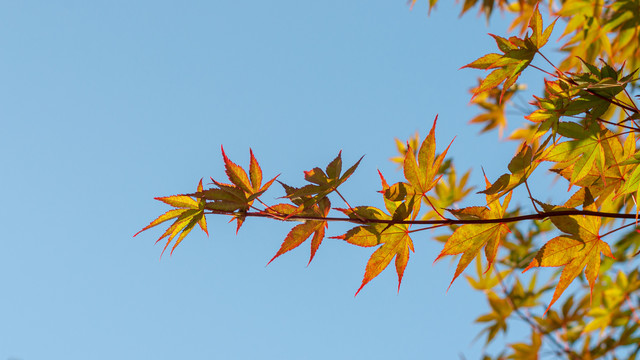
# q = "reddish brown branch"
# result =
<box><xmin>203</xmin><ymin>208</ymin><xmax>640</xmax><ymax>226</ymax></box>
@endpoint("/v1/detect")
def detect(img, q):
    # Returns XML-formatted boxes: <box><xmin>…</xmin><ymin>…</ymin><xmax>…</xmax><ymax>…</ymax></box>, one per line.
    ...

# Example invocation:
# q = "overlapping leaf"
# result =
<box><xmin>280</xmin><ymin>152</ymin><xmax>362</xmax><ymax>215</ymax></box>
<box><xmin>382</xmin><ymin>117</ymin><xmax>451</xmax><ymax>218</ymax></box>
<box><xmin>390</xmin><ymin>132</ymin><xmax>420</xmax><ymax>167</ymax></box>
<box><xmin>542</xmin><ymin>121</ymin><xmax>613</xmax><ymax>187</ymax></box>
<box><xmin>135</xmin><ymin>148</ymin><xmax>278</xmax><ymax>256</ymax></box>
<box><xmin>198</xmin><ymin>147</ymin><xmax>278</xmax><ymax>232</ymax></box>
<box><xmin>555</xmin><ymin>0</ymin><xmax>611</xmax><ymax>71</ymax></box>
<box><xmin>552</xmin><ymin>131</ymin><xmax>627</xmax><ymax>210</ymax></box>
<box><xmin>527</xmin><ymin>60</ymin><xmax>634</xmax><ymax>143</ymax></box>
<box><xmin>475</xmin><ymin>292</ymin><xmax>513</xmax><ymax>345</ymax></box>
<box><xmin>615</xmin><ymin>133</ymin><xmax>640</xmax><ymax>208</ymax></box>
<box><xmin>607</xmin><ymin>0</ymin><xmax>640</xmax><ymax>73</ymax></box>
<box><xmin>564</xmin><ymin>59</ymin><xmax>635</xmax><ymax>120</ymax></box>
<box><xmin>526</xmin><ymin>78</ymin><xmax>579</xmax><ymax>138</ymax></box>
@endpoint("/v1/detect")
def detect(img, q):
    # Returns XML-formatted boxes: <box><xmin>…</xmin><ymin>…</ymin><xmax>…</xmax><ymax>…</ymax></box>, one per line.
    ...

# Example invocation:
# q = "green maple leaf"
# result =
<box><xmin>563</xmin><ymin>59</ymin><xmax>635</xmax><ymax>120</ymax></box>
<box><xmin>552</xmin><ymin>132</ymin><xmax>627</xmax><ymax>210</ymax></box>
<box><xmin>542</xmin><ymin>121</ymin><xmax>610</xmax><ymax>187</ymax></box>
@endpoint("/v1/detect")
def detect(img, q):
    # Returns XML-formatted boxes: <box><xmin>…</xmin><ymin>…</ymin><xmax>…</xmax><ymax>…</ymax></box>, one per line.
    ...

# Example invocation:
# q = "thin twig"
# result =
<box><xmin>334</xmin><ymin>188</ymin><xmax>366</xmax><ymax>222</ymax></box>
<box><xmin>524</xmin><ymin>180</ymin><xmax>541</xmax><ymax>213</ymax></box>
<box><xmin>597</xmin><ymin>117</ymin><xmax>640</xmax><ymax>133</ymax></box>
<box><xmin>425</xmin><ymin>196</ymin><xmax>446</xmax><ymax>220</ymax></box>
<box><xmin>536</xmin><ymin>50</ymin><xmax>566</xmax><ymax>79</ymax></box>
<box><xmin>529</xmin><ymin>63</ymin><xmax>558</xmax><ymax>78</ymax></box>
<box><xmin>493</xmin><ymin>264</ymin><xmax>575</xmax><ymax>359</ymax></box>
<box><xmin>626</xmin><ymin>295</ymin><xmax>640</xmax><ymax>326</ymax></box>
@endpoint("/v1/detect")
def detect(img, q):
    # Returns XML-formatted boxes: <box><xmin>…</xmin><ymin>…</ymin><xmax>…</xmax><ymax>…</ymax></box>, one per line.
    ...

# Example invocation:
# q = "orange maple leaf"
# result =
<box><xmin>523</xmin><ymin>203</ymin><xmax>615</xmax><ymax>313</ymax></box>
<box><xmin>202</xmin><ymin>147</ymin><xmax>278</xmax><ymax>232</ymax></box>
<box><xmin>335</xmin><ymin>195</ymin><xmax>416</xmax><ymax>295</ymax></box>
<box><xmin>382</xmin><ymin>116</ymin><xmax>452</xmax><ymax>219</ymax></box>
<box><xmin>135</xmin><ymin>179</ymin><xmax>208</xmax><ymax>257</ymax></box>
<box><xmin>435</xmin><ymin>189</ymin><xmax>512</xmax><ymax>290</ymax></box>
<box><xmin>266</xmin><ymin>198</ymin><xmax>331</xmax><ymax>265</ymax></box>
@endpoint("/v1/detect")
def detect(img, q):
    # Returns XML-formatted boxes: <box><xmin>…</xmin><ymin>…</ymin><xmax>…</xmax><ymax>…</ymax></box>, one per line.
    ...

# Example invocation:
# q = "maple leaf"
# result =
<box><xmin>281</xmin><ymin>151</ymin><xmax>363</xmax><ymax>215</ymax></box>
<box><xmin>526</xmin><ymin>78</ymin><xmax>579</xmax><ymax>138</ymax></box>
<box><xmin>334</xmin><ymin>195</ymin><xmax>416</xmax><ymax>295</ymax></box>
<box><xmin>266</xmin><ymin>197</ymin><xmax>331</xmax><ymax>265</ymax></box>
<box><xmin>199</xmin><ymin>147</ymin><xmax>278</xmax><ymax>232</ymax></box>
<box><xmin>523</xmin><ymin>202</ymin><xmax>616</xmax><ymax>313</ymax></box>
<box><xmin>404</xmin><ymin>116</ymin><xmax>450</xmax><ymax>199</ymax></box>
<box><xmin>542</xmin><ymin>121</ymin><xmax>612</xmax><ymax>187</ymax></box>
<box><xmin>505</xmin><ymin>0</ymin><xmax>537</xmax><ymax>35</ymax></box>
<box><xmin>555</xmin><ymin>0</ymin><xmax>611</xmax><ymax>71</ymax></box>
<box><xmin>436</xmin><ymin>188</ymin><xmax>512</xmax><ymax>289</ymax></box>
<box><xmin>508</xmin><ymin>331</ymin><xmax>542</xmax><ymax>359</ymax></box>
<box><xmin>390</xmin><ymin>132</ymin><xmax>420</xmax><ymax>168</ymax></box>
<box><xmin>465</xmin><ymin>254</ymin><xmax>508</xmax><ymax>291</ymax></box>
<box><xmin>563</xmin><ymin>59</ymin><xmax>636</xmax><ymax>120</ymax></box>
<box><xmin>382</xmin><ymin>116</ymin><xmax>452</xmax><ymax>218</ymax></box>
<box><xmin>551</xmin><ymin>131</ymin><xmax>627</xmax><ymax>210</ymax></box>
<box><xmin>408</xmin><ymin>0</ymin><xmax>437</xmax><ymax>13</ymax></box>
<box><xmin>481</xmin><ymin>143</ymin><xmax>542</xmax><ymax>204</ymax></box>
<box><xmin>607</xmin><ymin>0</ymin><xmax>640</xmax><ymax>73</ymax></box>
<box><xmin>422</xmin><ymin>165</ymin><xmax>474</xmax><ymax>220</ymax></box>
<box><xmin>614</xmin><ymin>134</ymin><xmax>640</xmax><ymax>208</ymax></box>
<box><xmin>475</xmin><ymin>292</ymin><xmax>513</xmax><ymax>344</ymax></box>
<box><xmin>469</xmin><ymin>81</ymin><xmax>521</xmax><ymax>138</ymax></box>
<box><xmin>458</xmin><ymin>0</ymin><xmax>510</xmax><ymax>20</ymax></box>
<box><xmin>526</xmin><ymin>60</ymin><xmax>634</xmax><ymax>143</ymax></box>
<box><xmin>135</xmin><ymin>179</ymin><xmax>209</xmax><ymax>257</ymax></box>
<box><xmin>463</xmin><ymin>3</ymin><xmax>556</xmax><ymax>101</ymax></box>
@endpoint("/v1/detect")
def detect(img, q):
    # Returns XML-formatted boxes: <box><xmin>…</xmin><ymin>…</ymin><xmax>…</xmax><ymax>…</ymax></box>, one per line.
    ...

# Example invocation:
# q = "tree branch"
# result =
<box><xmin>203</xmin><ymin>208</ymin><xmax>640</xmax><ymax>227</ymax></box>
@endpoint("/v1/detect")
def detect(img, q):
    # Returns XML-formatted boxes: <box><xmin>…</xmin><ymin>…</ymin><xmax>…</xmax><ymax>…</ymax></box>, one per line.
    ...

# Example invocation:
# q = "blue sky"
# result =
<box><xmin>1</xmin><ymin>1</ymin><xmax>564</xmax><ymax>359</ymax></box>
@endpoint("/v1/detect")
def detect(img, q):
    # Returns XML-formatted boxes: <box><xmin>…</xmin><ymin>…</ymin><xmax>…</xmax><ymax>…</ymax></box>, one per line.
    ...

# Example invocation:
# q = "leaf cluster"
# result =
<box><xmin>137</xmin><ymin>2</ymin><xmax>640</xmax><ymax>359</ymax></box>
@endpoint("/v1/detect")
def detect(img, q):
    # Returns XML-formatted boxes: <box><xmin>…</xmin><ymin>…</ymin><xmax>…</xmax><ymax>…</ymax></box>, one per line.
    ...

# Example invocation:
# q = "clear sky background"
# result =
<box><xmin>1</xmin><ymin>1</ymin><xmax>566</xmax><ymax>359</ymax></box>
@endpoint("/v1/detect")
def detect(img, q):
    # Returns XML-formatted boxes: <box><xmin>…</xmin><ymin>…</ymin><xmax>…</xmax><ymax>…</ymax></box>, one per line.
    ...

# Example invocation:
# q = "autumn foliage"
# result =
<box><xmin>137</xmin><ymin>1</ymin><xmax>640</xmax><ymax>358</ymax></box>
